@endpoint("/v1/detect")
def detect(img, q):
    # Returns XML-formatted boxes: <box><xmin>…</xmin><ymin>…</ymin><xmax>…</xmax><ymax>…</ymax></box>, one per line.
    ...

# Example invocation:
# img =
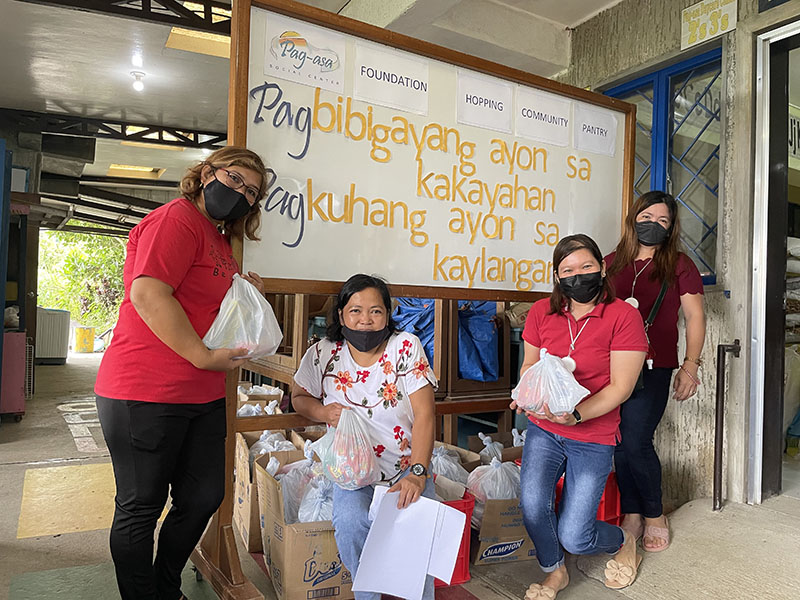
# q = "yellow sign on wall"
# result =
<box><xmin>681</xmin><ymin>0</ymin><xmax>737</xmax><ymax>50</ymax></box>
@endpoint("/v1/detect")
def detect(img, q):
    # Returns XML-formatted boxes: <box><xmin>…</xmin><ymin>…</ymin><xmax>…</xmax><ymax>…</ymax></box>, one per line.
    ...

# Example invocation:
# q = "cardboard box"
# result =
<box><xmin>233</xmin><ymin>431</ymin><xmax>303</xmax><ymax>553</ymax></box>
<box><xmin>468</xmin><ymin>432</ymin><xmax>524</xmax><ymax>463</ymax></box>
<box><xmin>255</xmin><ymin>454</ymin><xmax>353</xmax><ymax>600</ymax></box>
<box><xmin>471</xmin><ymin>498</ymin><xmax>537</xmax><ymax>565</ymax></box>
<box><xmin>434</xmin><ymin>440</ymin><xmax>482</xmax><ymax>472</ymax></box>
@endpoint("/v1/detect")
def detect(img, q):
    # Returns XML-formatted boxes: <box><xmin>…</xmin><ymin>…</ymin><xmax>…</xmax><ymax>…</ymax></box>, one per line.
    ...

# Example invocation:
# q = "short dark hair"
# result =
<box><xmin>549</xmin><ymin>234</ymin><xmax>615</xmax><ymax>314</ymax></box>
<box><xmin>326</xmin><ymin>274</ymin><xmax>398</xmax><ymax>342</ymax></box>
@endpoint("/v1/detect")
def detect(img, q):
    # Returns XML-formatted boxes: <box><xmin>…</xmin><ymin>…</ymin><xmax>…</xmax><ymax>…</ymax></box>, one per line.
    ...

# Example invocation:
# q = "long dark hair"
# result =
<box><xmin>606</xmin><ymin>190</ymin><xmax>681</xmax><ymax>285</ymax></box>
<box><xmin>549</xmin><ymin>234</ymin><xmax>615</xmax><ymax>314</ymax></box>
<box><xmin>326</xmin><ymin>274</ymin><xmax>398</xmax><ymax>342</ymax></box>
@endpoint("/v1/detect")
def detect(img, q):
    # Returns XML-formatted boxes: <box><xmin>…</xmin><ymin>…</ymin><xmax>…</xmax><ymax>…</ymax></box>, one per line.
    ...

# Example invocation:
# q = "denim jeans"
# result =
<box><xmin>615</xmin><ymin>367</ymin><xmax>673</xmax><ymax>518</ymax></box>
<box><xmin>520</xmin><ymin>421</ymin><xmax>624</xmax><ymax>572</ymax></box>
<box><xmin>331</xmin><ymin>473</ymin><xmax>436</xmax><ymax>600</ymax></box>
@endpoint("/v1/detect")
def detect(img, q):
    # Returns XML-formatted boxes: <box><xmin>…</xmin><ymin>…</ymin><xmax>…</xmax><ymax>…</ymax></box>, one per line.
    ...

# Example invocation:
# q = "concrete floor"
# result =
<box><xmin>3</xmin><ymin>353</ymin><xmax>800</xmax><ymax>600</ymax></box>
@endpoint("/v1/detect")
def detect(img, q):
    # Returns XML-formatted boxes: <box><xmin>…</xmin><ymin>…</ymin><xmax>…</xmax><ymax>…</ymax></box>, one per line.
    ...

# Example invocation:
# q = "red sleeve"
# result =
<box><xmin>677</xmin><ymin>254</ymin><xmax>704</xmax><ymax>296</ymax></box>
<box><xmin>521</xmin><ymin>299</ymin><xmax>546</xmax><ymax>347</ymax></box>
<box><xmin>610</xmin><ymin>303</ymin><xmax>649</xmax><ymax>352</ymax></box>
<box><xmin>132</xmin><ymin>211</ymin><xmax>199</xmax><ymax>290</ymax></box>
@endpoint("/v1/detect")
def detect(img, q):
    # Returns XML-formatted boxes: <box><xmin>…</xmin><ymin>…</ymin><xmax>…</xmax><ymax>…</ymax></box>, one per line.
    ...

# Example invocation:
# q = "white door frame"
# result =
<box><xmin>750</xmin><ymin>20</ymin><xmax>800</xmax><ymax>504</ymax></box>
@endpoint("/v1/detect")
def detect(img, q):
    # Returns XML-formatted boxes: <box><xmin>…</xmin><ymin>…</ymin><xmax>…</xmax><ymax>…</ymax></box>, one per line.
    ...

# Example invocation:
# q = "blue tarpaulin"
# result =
<box><xmin>392</xmin><ymin>298</ymin><xmax>499</xmax><ymax>382</ymax></box>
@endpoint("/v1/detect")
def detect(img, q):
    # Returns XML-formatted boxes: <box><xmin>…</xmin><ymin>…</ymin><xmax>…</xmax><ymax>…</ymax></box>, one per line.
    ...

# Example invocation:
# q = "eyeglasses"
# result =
<box><xmin>215</xmin><ymin>167</ymin><xmax>261</xmax><ymax>204</ymax></box>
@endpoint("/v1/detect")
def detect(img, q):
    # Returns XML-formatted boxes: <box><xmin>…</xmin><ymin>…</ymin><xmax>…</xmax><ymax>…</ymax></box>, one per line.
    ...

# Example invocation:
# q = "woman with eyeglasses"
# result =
<box><xmin>95</xmin><ymin>146</ymin><xmax>269</xmax><ymax>600</ymax></box>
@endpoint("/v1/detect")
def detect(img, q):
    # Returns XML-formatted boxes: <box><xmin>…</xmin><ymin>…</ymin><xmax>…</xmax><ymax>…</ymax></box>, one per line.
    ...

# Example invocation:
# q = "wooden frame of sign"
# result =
<box><xmin>191</xmin><ymin>1</ymin><xmax>636</xmax><ymax>597</ymax></box>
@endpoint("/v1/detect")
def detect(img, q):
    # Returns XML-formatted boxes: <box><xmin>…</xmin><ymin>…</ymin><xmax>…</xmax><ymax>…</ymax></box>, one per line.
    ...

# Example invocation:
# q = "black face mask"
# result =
<box><xmin>203</xmin><ymin>177</ymin><xmax>251</xmax><ymax>222</ymax></box>
<box><xmin>635</xmin><ymin>220</ymin><xmax>670</xmax><ymax>247</ymax></box>
<box><xmin>558</xmin><ymin>272</ymin><xmax>604</xmax><ymax>304</ymax></box>
<box><xmin>341</xmin><ymin>325</ymin><xmax>391</xmax><ymax>352</ymax></box>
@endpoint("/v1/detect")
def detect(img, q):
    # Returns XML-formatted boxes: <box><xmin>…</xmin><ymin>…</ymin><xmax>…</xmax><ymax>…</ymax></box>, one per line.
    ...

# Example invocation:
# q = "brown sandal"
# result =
<box><xmin>604</xmin><ymin>531</ymin><xmax>641</xmax><ymax>589</ymax></box>
<box><xmin>642</xmin><ymin>516</ymin><xmax>670</xmax><ymax>552</ymax></box>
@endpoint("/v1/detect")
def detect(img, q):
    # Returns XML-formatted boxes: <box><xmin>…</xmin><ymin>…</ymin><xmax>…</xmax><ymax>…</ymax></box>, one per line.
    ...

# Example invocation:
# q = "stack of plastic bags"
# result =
<box><xmin>237</xmin><ymin>399</ymin><xmax>280</xmax><ymax>418</ymax></box>
<box><xmin>430</xmin><ymin>446</ymin><xmax>470</xmax><ymax>485</ymax></box>
<box><xmin>248</xmin><ymin>430</ymin><xmax>296</xmax><ymax>472</ymax></box>
<box><xmin>511</xmin><ymin>348</ymin><xmax>590</xmax><ymax>415</ymax></box>
<box><xmin>477</xmin><ymin>432</ymin><xmax>503</xmax><ymax>464</ymax></box>
<box><xmin>310</xmin><ymin>409</ymin><xmax>380</xmax><ymax>490</ymax></box>
<box><xmin>467</xmin><ymin>457</ymin><xmax>521</xmax><ymax>528</ymax></box>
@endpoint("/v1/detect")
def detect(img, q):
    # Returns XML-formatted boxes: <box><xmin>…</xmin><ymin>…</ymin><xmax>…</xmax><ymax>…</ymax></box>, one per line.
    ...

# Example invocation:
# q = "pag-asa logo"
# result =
<box><xmin>270</xmin><ymin>30</ymin><xmax>340</xmax><ymax>74</ymax></box>
<box><xmin>481</xmin><ymin>539</ymin><xmax>524</xmax><ymax>560</ymax></box>
<box><xmin>303</xmin><ymin>547</ymin><xmax>343</xmax><ymax>586</ymax></box>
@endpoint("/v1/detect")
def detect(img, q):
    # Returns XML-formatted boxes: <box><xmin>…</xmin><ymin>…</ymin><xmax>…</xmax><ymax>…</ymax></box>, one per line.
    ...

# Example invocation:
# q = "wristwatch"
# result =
<box><xmin>410</xmin><ymin>463</ymin><xmax>428</xmax><ymax>477</ymax></box>
<box><xmin>571</xmin><ymin>408</ymin><xmax>582</xmax><ymax>424</ymax></box>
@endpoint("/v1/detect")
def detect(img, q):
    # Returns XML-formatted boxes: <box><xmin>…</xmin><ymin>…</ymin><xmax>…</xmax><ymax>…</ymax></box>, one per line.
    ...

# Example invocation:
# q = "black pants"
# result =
<box><xmin>96</xmin><ymin>396</ymin><xmax>227</xmax><ymax>600</ymax></box>
<box><xmin>614</xmin><ymin>368</ymin><xmax>673</xmax><ymax>518</ymax></box>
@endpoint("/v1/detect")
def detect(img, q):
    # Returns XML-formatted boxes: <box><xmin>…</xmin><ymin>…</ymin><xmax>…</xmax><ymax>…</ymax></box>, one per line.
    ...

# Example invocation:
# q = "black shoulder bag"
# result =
<box><xmin>634</xmin><ymin>281</ymin><xmax>669</xmax><ymax>391</ymax></box>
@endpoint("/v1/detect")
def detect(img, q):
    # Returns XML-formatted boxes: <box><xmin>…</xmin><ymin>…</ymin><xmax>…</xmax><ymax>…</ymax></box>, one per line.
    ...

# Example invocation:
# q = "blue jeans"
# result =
<box><xmin>615</xmin><ymin>367</ymin><xmax>673</xmax><ymax>518</ymax></box>
<box><xmin>520</xmin><ymin>421</ymin><xmax>624</xmax><ymax>572</ymax></box>
<box><xmin>332</xmin><ymin>474</ymin><xmax>436</xmax><ymax>600</ymax></box>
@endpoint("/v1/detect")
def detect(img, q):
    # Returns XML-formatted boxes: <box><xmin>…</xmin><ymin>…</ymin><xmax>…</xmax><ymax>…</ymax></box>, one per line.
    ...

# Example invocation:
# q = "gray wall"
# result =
<box><xmin>562</xmin><ymin>0</ymin><xmax>800</xmax><ymax>506</ymax></box>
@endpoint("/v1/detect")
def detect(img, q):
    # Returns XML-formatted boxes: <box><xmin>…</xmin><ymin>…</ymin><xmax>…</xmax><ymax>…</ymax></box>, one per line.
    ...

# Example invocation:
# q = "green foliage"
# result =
<box><xmin>38</xmin><ymin>223</ymin><xmax>126</xmax><ymax>331</ymax></box>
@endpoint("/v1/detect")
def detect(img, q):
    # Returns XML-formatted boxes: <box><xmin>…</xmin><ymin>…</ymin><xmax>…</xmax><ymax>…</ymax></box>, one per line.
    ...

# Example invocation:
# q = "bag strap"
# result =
<box><xmin>645</xmin><ymin>281</ymin><xmax>669</xmax><ymax>328</ymax></box>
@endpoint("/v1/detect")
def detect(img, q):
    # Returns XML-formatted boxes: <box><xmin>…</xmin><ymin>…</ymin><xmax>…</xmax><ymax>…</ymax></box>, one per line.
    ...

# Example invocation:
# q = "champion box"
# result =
<box><xmin>472</xmin><ymin>498</ymin><xmax>537</xmax><ymax>565</ymax></box>
<box><xmin>255</xmin><ymin>453</ymin><xmax>353</xmax><ymax>600</ymax></box>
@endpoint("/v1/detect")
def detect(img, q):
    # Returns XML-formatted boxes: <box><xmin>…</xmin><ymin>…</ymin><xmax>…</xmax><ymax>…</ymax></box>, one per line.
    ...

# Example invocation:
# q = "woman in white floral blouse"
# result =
<box><xmin>293</xmin><ymin>274</ymin><xmax>437</xmax><ymax>600</ymax></box>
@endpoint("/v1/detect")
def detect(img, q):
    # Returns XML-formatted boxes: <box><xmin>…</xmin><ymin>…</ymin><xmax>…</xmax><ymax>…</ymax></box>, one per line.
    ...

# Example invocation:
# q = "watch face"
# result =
<box><xmin>411</xmin><ymin>463</ymin><xmax>425</xmax><ymax>476</ymax></box>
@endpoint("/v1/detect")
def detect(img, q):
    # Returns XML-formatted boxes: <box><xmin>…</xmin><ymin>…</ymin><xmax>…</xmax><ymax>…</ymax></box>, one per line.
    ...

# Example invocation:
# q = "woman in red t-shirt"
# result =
<box><xmin>513</xmin><ymin>234</ymin><xmax>648</xmax><ymax>599</ymax></box>
<box><xmin>605</xmin><ymin>191</ymin><xmax>706</xmax><ymax>553</ymax></box>
<box><xmin>94</xmin><ymin>146</ymin><xmax>270</xmax><ymax>600</ymax></box>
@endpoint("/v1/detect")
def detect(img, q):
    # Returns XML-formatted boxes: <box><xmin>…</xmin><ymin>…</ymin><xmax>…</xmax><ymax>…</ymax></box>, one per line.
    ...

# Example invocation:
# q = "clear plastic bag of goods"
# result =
<box><xmin>511</xmin><ymin>428</ymin><xmax>526</xmax><ymax>447</ymax></box>
<box><xmin>237</xmin><ymin>403</ymin><xmax>263</xmax><ymax>417</ymax></box>
<box><xmin>477</xmin><ymin>432</ymin><xmax>503</xmax><ymax>465</ymax></box>
<box><xmin>310</xmin><ymin>409</ymin><xmax>380</xmax><ymax>490</ymax></box>
<box><xmin>511</xmin><ymin>348</ymin><xmax>590</xmax><ymax>415</ymax></box>
<box><xmin>297</xmin><ymin>475</ymin><xmax>335</xmax><ymax>523</ymax></box>
<box><xmin>279</xmin><ymin>441</ymin><xmax>319</xmax><ymax>524</ymax></box>
<box><xmin>430</xmin><ymin>446</ymin><xmax>469</xmax><ymax>485</ymax></box>
<box><xmin>265</xmin><ymin>456</ymin><xmax>281</xmax><ymax>477</ymax></box>
<box><xmin>202</xmin><ymin>274</ymin><xmax>283</xmax><ymax>359</ymax></box>
<box><xmin>467</xmin><ymin>457</ymin><xmax>521</xmax><ymax>528</ymax></box>
<box><xmin>264</xmin><ymin>400</ymin><xmax>280</xmax><ymax>415</ymax></box>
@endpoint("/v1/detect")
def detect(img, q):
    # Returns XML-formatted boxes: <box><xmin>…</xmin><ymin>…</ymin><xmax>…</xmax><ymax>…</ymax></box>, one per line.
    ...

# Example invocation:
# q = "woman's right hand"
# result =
<box><xmin>194</xmin><ymin>347</ymin><xmax>250</xmax><ymax>371</ymax></box>
<box><xmin>322</xmin><ymin>403</ymin><xmax>350</xmax><ymax>427</ymax></box>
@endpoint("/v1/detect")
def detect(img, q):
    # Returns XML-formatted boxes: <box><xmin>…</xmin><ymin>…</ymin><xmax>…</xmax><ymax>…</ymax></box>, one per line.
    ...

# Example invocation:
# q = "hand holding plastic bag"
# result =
<box><xmin>430</xmin><ymin>446</ymin><xmax>470</xmax><ymax>485</ymax></box>
<box><xmin>311</xmin><ymin>409</ymin><xmax>380</xmax><ymax>490</ymax></box>
<box><xmin>511</xmin><ymin>348</ymin><xmax>590</xmax><ymax>415</ymax></box>
<box><xmin>202</xmin><ymin>274</ymin><xmax>283</xmax><ymax>359</ymax></box>
<box><xmin>467</xmin><ymin>457</ymin><xmax>521</xmax><ymax>528</ymax></box>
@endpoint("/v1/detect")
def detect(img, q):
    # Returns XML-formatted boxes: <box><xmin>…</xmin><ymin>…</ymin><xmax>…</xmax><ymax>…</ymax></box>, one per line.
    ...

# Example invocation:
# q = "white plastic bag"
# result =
<box><xmin>311</xmin><ymin>410</ymin><xmax>380</xmax><ymax>490</ymax></box>
<box><xmin>202</xmin><ymin>274</ymin><xmax>283</xmax><ymax>359</ymax></box>
<box><xmin>467</xmin><ymin>457</ymin><xmax>521</xmax><ymax>528</ymax></box>
<box><xmin>297</xmin><ymin>476</ymin><xmax>335</xmax><ymax>523</ymax></box>
<box><xmin>511</xmin><ymin>428</ymin><xmax>526</xmax><ymax>447</ymax></box>
<box><xmin>430</xmin><ymin>446</ymin><xmax>470</xmax><ymax>485</ymax></box>
<box><xmin>280</xmin><ymin>441</ymin><xmax>319</xmax><ymax>523</ymax></box>
<box><xmin>511</xmin><ymin>348</ymin><xmax>590</xmax><ymax>415</ymax></box>
<box><xmin>237</xmin><ymin>403</ymin><xmax>263</xmax><ymax>417</ymax></box>
<box><xmin>248</xmin><ymin>430</ymin><xmax>295</xmax><ymax>471</ymax></box>
<box><xmin>477</xmin><ymin>432</ymin><xmax>503</xmax><ymax>465</ymax></box>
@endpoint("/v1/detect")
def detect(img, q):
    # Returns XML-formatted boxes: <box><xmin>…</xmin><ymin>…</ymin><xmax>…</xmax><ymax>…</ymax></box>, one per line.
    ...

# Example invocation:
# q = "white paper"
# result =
<box><xmin>573</xmin><ymin>102</ymin><xmax>618</xmax><ymax>157</ymax></box>
<box><xmin>354</xmin><ymin>42</ymin><xmax>429</xmax><ymax>115</ymax></box>
<box><xmin>264</xmin><ymin>13</ymin><xmax>345</xmax><ymax>93</ymax></box>
<box><xmin>457</xmin><ymin>69</ymin><xmax>513</xmax><ymax>133</ymax></box>
<box><xmin>515</xmin><ymin>87</ymin><xmax>571</xmax><ymax>146</ymax></box>
<box><xmin>427</xmin><ymin>502</ymin><xmax>466</xmax><ymax>584</ymax></box>
<box><xmin>353</xmin><ymin>490</ymin><xmax>437</xmax><ymax>600</ymax></box>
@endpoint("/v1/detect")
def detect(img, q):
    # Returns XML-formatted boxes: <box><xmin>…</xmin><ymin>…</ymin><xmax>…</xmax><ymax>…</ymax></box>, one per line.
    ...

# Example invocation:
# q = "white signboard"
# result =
<box><xmin>244</xmin><ymin>8</ymin><xmax>629</xmax><ymax>294</ymax></box>
<box><xmin>515</xmin><ymin>88</ymin><xmax>571</xmax><ymax>147</ymax></box>
<box><xmin>264</xmin><ymin>12</ymin><xmax>346</xmax><ymax>94</ymax></box>
<box><xmin>457</xmin><ymin>70</ymin><xmax>513</xmax><ymax>134</ymax></box>
<box><xmin>681</xmin><ymin>0</ymin><xmax>737</xmax><ymax>51</ymax></box>
<box><xmin>354</xmin><ymin>42</ymin><xmax>429</xmax><ymax>115</ymax></box>
<box><xmin>574</xmin><ymin>103</ymin><xmax>618</xmax><ymax>157</ymax></box>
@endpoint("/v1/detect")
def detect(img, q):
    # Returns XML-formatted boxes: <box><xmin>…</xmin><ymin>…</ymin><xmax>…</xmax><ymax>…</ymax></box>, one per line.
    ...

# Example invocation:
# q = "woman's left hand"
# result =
<box><xmin>388</xmin><ymin>474</ymin><xmax>426</xmax><ymax>509</ymax></box>
<box><xmin>673</xmin><ymin>365</ymin><xmax>699</xmax><ymax>402</ymax></box>
<box><xmin>540</xmin><ymin>403</ymin><xmax>577</xmax><ymax>426</ymax></box>
<box><xmin>241</xmin><ymin>271</ymin><xmax>265</xmax><ymax>295</ymax></box>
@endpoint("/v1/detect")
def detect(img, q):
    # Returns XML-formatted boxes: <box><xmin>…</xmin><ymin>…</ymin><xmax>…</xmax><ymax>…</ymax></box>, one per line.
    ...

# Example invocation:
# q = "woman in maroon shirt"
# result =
<box><xmin>606</xmin><ymin>190</ymin><xmax>706</xmax><ymax>553</ymax></box>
